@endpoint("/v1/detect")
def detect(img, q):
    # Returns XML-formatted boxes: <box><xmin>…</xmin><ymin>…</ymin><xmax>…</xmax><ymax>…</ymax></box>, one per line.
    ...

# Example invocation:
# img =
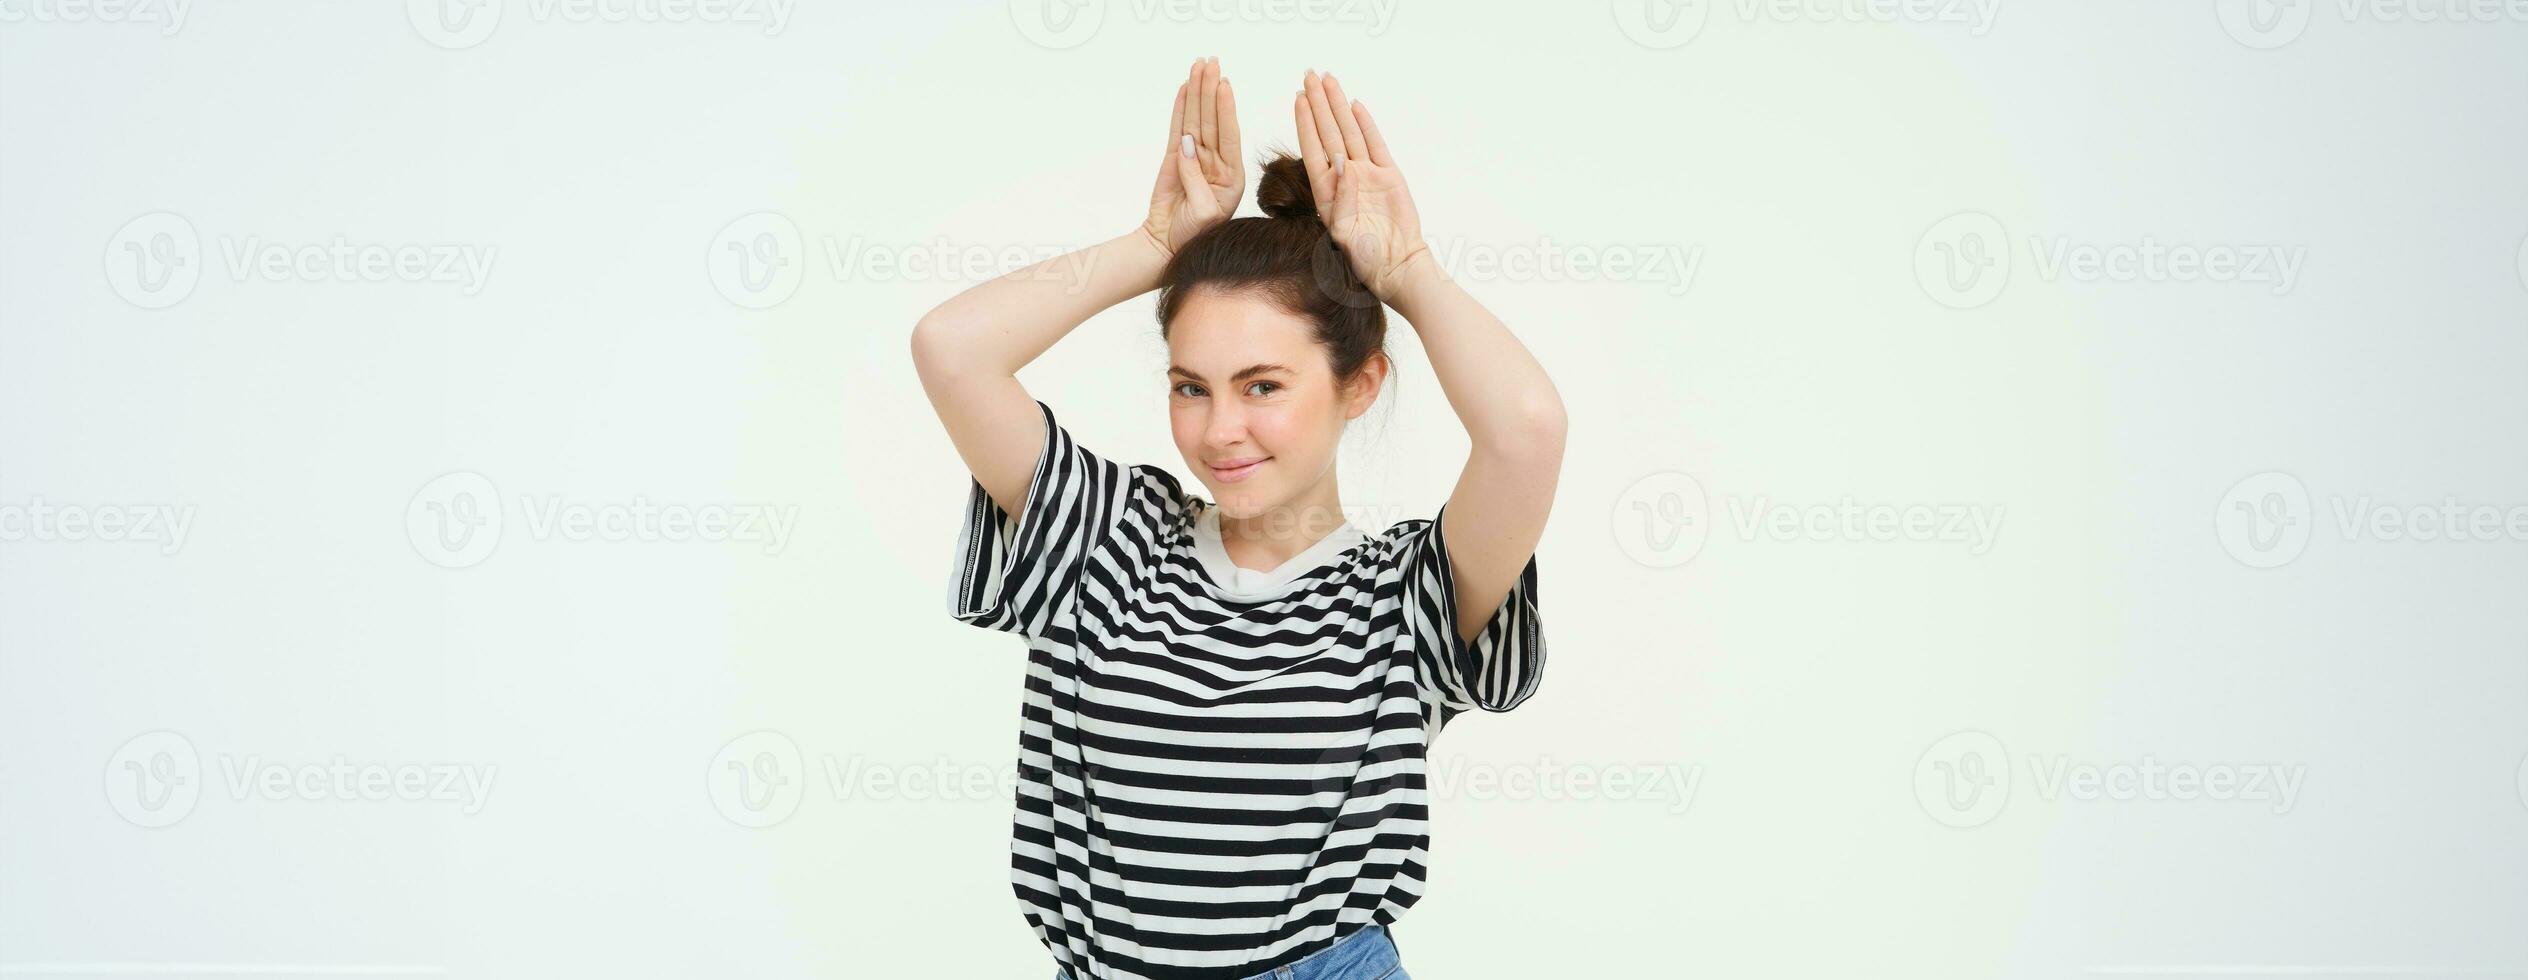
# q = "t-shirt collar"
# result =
<box><xmin>1190</xmin><ymin>504</ymin><xmax>1364</xmax><ymax>598</ymax></box>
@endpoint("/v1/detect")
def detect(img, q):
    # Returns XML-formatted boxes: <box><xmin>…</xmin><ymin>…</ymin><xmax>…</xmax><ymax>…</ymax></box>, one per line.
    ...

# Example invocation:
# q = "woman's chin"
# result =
<box><xmin>1208</xmin><ymin>490</ymin><xmax>1269</xmax><ymax>520</ymax></box>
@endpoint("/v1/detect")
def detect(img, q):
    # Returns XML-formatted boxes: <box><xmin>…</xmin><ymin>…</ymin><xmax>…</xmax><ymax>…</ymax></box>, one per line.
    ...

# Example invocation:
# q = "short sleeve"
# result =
<box><xmin>1396</xmin><ymin>502</ymin><xmax>1546</xmax><ymax>713</ymax></box>
<box><xmin>946</xmin><ymin>399</ymin><xmax>1129</xmax><ymax>639</ymax></box>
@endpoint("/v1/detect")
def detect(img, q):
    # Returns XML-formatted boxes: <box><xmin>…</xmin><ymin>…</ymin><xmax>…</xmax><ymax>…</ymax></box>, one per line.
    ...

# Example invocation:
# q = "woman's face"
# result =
<box><xmin>1164</xmin><ymin>287</ymin><xmax>1374</xmax><ymax>522</ymax></box>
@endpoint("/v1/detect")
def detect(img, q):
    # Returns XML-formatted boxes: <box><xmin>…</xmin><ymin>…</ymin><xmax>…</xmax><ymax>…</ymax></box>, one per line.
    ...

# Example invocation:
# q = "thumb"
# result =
<box><xmin>1154</xmin><ymin>141</ymin><xmax>1177</xmax><ymax>187</ymax></box>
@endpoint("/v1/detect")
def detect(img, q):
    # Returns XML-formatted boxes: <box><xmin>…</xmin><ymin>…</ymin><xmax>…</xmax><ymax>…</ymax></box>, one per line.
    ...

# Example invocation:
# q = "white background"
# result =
<box><xmin>4</xmin><ymin>1</ymin><xmax>2526</xmax><ymax>977</ymax></box>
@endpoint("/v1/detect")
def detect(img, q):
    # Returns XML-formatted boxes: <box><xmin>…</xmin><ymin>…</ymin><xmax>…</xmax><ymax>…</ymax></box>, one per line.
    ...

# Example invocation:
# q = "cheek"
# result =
<box><xmin>1252</xmin><ymin>410</ymin><xmax>1324</xmax><ymax>461</ymax></box>
<box><xmin>1168</xmin><ymin>405</ymin><xmax>1201</xmax><ymax>452</ymax></box>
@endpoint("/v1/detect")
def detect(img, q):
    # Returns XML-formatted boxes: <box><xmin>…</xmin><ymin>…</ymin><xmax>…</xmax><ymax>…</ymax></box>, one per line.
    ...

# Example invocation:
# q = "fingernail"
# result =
<box><xmin>1334</xmin><ymin>155</ymin><xmax>1344</xmax><ymax>176</ymax></box>
<box><xmin>1182</xmin><ymin>134</ymin><xmax>1195</xmax><ymax>158</ymax></box>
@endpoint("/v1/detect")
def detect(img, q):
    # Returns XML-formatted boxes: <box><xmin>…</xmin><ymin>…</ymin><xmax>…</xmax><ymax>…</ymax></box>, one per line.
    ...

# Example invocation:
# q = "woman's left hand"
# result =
<box><xmin>1296</xmin><ymin>70</ymin><xmax>1430</xmax><ymax>302</ymax></box>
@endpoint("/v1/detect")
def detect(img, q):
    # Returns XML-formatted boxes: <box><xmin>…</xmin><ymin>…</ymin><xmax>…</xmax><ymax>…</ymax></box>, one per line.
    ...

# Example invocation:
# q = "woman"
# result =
<box><xmin>911</xmin><ymin>57</ymin><xmax>1567</xmax><ymax>980</ymax></box>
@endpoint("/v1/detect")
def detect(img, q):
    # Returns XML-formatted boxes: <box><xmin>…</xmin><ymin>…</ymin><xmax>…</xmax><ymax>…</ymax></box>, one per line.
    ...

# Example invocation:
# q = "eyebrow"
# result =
<box><xmin>1167</xmin><ymin>363</ymin><xmax>1295</xmax><ymax>384</ymax></box>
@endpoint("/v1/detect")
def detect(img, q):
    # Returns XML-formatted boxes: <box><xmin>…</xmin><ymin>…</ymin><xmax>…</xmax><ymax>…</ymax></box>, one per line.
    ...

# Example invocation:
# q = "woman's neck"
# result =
<box><xmin>1216</xmin><ymin>495</ymin><xmax>1350</xmax><ymax>573</ymax></box>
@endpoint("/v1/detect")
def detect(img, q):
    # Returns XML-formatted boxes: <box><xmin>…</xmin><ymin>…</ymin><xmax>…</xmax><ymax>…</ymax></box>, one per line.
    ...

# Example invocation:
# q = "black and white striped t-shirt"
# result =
<box><xmin>946</xmin><ymin>399</ymin><xmax>1546</xmax><ymax>980</ymax></box>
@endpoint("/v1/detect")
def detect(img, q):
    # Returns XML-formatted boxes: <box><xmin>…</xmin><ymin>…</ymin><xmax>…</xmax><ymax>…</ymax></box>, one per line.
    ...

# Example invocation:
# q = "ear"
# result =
<box><xmin>1340</xmin><ymin>351</ymin><xmax>1389</xmax><ymax>420</ymax></box>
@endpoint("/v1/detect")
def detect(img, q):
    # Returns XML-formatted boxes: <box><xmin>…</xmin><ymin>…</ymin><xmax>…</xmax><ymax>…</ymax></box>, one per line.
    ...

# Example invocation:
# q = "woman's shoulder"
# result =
<box><xmin>1114</xmin><ymin>462</ymin><xmax>1203</xmax><ymax>539</ymax></box>
<box><xmin>1378</xmin><ymin>515</ymin><xmax>1436</xmax><ymax>538</ymax></box>
<box><xmin>1372</xmin><ymin>514</ymin><xmax>1437</xmax><ymax>554</ymax></box>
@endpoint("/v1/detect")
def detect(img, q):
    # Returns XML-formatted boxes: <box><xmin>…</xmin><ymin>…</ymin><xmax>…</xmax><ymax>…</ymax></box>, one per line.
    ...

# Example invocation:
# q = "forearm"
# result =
<box><xmin>1387</xmin><ymin>255</ymin><xmax>1567</xmax><ymax>449</ymax></box>
<box><xmin>912</xmin><ymin>228</ymin><xmax>1172</xmax><ymax>378</ymax></box>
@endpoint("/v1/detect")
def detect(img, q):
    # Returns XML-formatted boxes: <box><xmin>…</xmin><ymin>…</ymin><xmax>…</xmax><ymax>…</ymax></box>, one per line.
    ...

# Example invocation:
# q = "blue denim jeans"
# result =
<box><xmin>1055</xmin><ymin>923</ymin><xmax>1410</xmax><ymax>980</ymax></box>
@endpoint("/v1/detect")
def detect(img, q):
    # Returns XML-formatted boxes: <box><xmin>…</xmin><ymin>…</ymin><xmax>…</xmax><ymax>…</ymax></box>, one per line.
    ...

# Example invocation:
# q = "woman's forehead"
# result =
<box><xmin>1167</xmin><ymin>292</ymin><xmax>1318</xmax><ymax>367</ymax></box>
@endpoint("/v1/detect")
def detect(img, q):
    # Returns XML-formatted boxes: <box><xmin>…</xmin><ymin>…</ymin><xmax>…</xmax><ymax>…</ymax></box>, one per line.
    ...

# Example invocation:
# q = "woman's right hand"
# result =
<box><xmin>1140</xmin><ymin>56</ymin><xmax>1244</xmax><ymax>258</ymax></box>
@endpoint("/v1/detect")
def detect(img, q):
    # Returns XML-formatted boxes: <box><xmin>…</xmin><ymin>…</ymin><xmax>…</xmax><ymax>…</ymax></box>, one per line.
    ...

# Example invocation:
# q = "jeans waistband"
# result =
<box><xmin>1241</xmin><ymin>922</ymin><xmax>1400</xmax><ymax>980</ymax></box>
<box><xmin>1053</xmin><ymin>923</ymin><xmax>1403</xmax><ymax>980</ymax></box>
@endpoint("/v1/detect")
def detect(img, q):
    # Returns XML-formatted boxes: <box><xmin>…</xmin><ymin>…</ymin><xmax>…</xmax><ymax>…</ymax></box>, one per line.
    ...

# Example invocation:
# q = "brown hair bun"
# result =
<box><xmin>1255</xmin><ymin>152</ymin><xmax>1317</xmax><ymax>221</ymax></box>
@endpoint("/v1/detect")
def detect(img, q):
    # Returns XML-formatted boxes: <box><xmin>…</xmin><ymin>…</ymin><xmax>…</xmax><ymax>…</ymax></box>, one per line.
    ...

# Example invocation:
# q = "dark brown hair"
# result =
<box><xmin>1155</xmin><ymin>152</ymin><xmax>1387</xmax><ymax>396</ymax></box>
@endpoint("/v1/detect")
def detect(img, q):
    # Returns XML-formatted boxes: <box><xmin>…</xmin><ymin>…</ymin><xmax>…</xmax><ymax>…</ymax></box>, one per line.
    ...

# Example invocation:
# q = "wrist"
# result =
<box><xmin>1382</xmin><ymin>243</ymin><xmax>1448</xmax><ymax>313</ymax></box>
<box><xmin>1118</xmin><ymin>225</ymin><xmax>1175</xmax><ymax>291</ymax></box>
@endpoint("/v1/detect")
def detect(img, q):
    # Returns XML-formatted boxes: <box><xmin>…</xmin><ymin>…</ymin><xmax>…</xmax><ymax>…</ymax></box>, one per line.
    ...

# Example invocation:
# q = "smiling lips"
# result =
<box><xmin>1209</xmin><ymin>456</ymin><xmax>1270</xmax><ymax>483</ymax></box>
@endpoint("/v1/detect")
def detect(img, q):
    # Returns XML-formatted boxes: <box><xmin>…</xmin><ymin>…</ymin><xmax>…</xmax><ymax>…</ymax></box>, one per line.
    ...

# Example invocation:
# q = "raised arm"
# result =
<box><xmin>1298</xmin><ymin>70</ymin><xmax>1569</xmax><ymax>648</ymax></box>
<box><xmin>911</xmin><ymin>57</ymin><xmax>1245</xmax><ymax>516</ymax></box>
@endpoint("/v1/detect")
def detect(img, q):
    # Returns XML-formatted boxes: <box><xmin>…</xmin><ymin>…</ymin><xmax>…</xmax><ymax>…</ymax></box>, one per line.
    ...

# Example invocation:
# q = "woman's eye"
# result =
<box><xmin>1172</xmin><ymin>383</ymin><xmax>1204</xmax><ymax>399</ymax></box>
<box><xmin>1246</xmin><ymin>381</ymin><xmax>1279</xmax><ymax>397</ymax></box>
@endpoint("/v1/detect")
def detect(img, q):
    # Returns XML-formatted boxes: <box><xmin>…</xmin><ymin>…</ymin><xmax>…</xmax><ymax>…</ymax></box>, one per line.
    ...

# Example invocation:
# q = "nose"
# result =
<box><xmin>1203</xmin><ymin>400</ymin><xmax>1247</xmax><ymax>451</ymax></box>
